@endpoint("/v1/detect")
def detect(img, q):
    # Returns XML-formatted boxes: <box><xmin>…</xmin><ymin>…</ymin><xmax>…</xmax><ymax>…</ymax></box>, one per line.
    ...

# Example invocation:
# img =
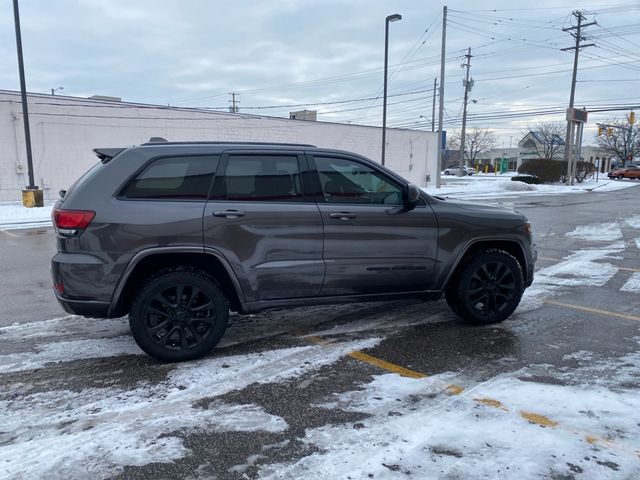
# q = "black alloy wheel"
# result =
<box><xmin>446</xmin><ymin>249</ymin><xmax>524</xmax><ymax>325</ymax></box>
<box><xmin>130</xmin><ymin>268</ymin><xmax>229</xmax><ymax>361</ymax></box>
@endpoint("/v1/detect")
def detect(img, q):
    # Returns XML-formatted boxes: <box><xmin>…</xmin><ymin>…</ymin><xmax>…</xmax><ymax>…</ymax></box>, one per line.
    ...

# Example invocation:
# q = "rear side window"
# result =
<box><xmin>122</xmin><ymin>156</ymin><xmax>218</xmax><ymax>200</ymax></box>
<box><xmin>221</xmin><ymin>155</ymin><xmax>303</xmax><ymax>202</ymax></box>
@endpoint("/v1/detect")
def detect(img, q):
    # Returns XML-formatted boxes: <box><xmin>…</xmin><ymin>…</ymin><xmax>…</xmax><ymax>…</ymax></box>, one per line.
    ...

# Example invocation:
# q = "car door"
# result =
<box><xmin>202</xmin><ymin>150</ymin><xmax>324</xmax><ymax>302</ymax></box>
<box><xmin>309</xmin><ymin>153</ymin><xmax>439</xmax><ymax>296</ymax></box>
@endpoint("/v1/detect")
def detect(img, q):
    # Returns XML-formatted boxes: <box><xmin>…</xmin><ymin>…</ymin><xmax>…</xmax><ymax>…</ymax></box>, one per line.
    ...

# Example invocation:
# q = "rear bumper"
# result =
<box><xmin>55</xmin><ymin>294</ymin><xmax>110</xmax><ymax>318</ymax></box>
<box><xmin>51</xmin><ymin>251</ymin><xmax>115</xmax><ymax>318</ymax></box>
<box><xmin>526</xmin><ymin>243</ymin><xmax>537</xmax><ymax>288</ymax></box>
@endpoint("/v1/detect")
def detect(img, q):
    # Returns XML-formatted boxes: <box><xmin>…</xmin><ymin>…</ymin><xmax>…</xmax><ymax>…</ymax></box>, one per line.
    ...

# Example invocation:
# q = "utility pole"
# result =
<box><xmin>431</xmin><ymin>77</ymin><xmax>437</xmax><ymax>132</ymax></box>
<box><xmin>458</xmin><ymin>47</ymin><xmax>472</xmax><ymax>177</ymax></box>
<box><xmin>561</xmin><ymin>11</ymin><xmax>595</xmax><ymax>185</ymax></box>
<box><xmin>228</xmin><ymin>92</ymin><xmax>239</xmax><ymax>113</ymax></box>
<box><xmin>12</xmin><ymin>0</ymin><xmax>36</xmax><ymax>191</ymax></box>
<box><xmin>435</xmin><ymin>6</ymin><xmax>447</xmax><ymax>188</ymax></box>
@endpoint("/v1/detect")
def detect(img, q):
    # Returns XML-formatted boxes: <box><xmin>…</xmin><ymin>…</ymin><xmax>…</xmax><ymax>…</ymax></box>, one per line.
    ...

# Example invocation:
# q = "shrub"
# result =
<box><xmin>517</xmin><ymin>159</ymin><xmax>567</xmax><ymax>183</ymax></box>
<box><xmin>511</xmin><ymin>175</ymin><xmax>542</xmax><ymax>185</ymax></box>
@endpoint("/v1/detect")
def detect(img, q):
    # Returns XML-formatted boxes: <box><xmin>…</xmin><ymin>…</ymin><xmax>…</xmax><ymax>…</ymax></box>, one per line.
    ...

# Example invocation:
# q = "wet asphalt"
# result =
<box><xmin>0</xmin><ymin>186</ymin><xmax>639</xmax><ymax>479</ymax></box>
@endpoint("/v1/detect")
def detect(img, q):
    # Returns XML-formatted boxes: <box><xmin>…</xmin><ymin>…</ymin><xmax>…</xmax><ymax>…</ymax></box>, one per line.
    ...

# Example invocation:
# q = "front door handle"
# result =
<box><xmin>329</xmin><ymin>212</ymin><xmax>357</xmax><ymax>221</ymax></box>
<box><xmin>213</xmin><ymin>210</ymin><xmax>245</xmax><ymax>218</ymax></box>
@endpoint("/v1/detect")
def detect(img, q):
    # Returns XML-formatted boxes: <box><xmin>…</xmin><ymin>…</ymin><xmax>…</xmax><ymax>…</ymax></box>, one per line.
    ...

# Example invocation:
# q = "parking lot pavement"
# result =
<box><xmin>1</xmin><ymin>188</ymin><xmax>640</xmax><ymax>479</ymax></box>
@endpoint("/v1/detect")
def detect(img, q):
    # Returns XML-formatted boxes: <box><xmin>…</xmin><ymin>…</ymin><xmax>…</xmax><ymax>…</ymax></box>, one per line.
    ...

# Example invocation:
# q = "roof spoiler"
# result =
<box><xmin>94</xmin><ymin>147</ymin><xmax>125</xmax><ymax>164</ymax></box>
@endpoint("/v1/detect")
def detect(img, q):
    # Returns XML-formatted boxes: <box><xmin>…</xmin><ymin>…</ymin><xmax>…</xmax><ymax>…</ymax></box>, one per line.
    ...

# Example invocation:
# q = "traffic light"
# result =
<box><xmin>607</xmin><ymin>127</ymin><xmax>614</xmax><ymax>137</ymax></box>
<box><xmin>629</xmin><ymin>111</ymin><xmax>636</xmax><ymax>125</ymax></box>
<box><xmin>597</xmin><ymin>125</ymin><xmax>604</xmax><ymax>136</ymax></box>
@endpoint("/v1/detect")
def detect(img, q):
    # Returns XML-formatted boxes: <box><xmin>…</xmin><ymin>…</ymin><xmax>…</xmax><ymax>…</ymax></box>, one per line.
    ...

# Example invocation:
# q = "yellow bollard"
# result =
<box><xmin>22</xmin><ymin>188</ymin><xmax>44</xmax><ymax>208</ymax></box>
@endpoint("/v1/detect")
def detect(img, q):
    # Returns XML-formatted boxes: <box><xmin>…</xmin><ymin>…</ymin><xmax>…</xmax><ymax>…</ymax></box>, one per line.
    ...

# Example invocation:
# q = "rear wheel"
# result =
<box><xmin>445</xmin><ymin>249</ymin><xmax>524</xmax><ymax>325</ymax></box>
<box><xmin>129</xmin><ymin>268</ymin><xmax>229</xmax><ymax>362</ymax></box>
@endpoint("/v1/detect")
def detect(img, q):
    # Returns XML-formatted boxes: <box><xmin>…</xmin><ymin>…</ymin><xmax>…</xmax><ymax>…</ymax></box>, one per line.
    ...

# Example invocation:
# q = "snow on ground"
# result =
<box><xmin>0</xmin><ymin>203</ymin><xmax>52</xmax><ymax>229</ymax></box>
<box><xmin>565</xmin><ymin>222</ymin><xmax>623</xmax><ymax>242</ymax></box>
<box><xmin>259</xmin><ymin>343</ymin><xmax>640</xmax><ymax>479</ymax></box>
<box><xmin>423</xmin><ymin>174</ymin><xmax>640</xmax><ymax>199</ymax></box>
<box><xmin>621</xmin><ymin>272</ymin><xmax>640</xmax><ymax>293</ymax></box>
<box><xmin>626</xmin><ymin>215</ymin><xmax>640</xmax><ymax>229</ymax></box>
<box><xmin>518</xmin><ymin>239</ymin><xmax>624</xmax><ymax>312</ymax></box>
<box><xmin>0</xmin><ymin>337</ymin><xmax>380</xmax><ymax>479</ymax></box>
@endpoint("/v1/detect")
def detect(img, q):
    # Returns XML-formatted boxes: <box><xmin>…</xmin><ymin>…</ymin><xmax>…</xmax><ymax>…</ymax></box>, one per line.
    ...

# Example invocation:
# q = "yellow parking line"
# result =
<box><xmin>545</xmin><ymin>300</ymin><xmax>640</xmax><ymax>322</ymax></box>
<box><xmin>539</xmin><ymin>256</ymin><xmax>640</xmax><ymax>273</ymax></box>
<box><xmin>347</xmin><ymin>351</ymin><xmax>427</xmax><ymax>379</ymax></box>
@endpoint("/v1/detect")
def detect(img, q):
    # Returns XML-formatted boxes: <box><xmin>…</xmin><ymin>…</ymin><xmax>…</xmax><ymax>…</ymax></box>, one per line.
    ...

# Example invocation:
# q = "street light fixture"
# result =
<box><xmin>381</xmin><ymin>13</ymin><xmax>402</xmax><ymax>166</ymax></box>
<box><xmin>51</xmin><ymin>86</ymin><xmax>64</xmax><ymax>95</ymax></box>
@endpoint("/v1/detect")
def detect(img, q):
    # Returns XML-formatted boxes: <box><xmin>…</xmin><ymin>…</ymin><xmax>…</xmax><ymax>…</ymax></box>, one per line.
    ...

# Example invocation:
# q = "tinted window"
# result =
<box><xmin>314</xmin><ymin>156</ymin><xmax>404</xmax><ymax>205</ymax></box>
<box><xmin>222</xmin><ymin>155</ymin><xmax>303</xmax><ymax>202</ymax></box>
<box><xmin>122</xmin><ymin>156</ymin><xmax>218</xmax><ymax>200</ymax></box>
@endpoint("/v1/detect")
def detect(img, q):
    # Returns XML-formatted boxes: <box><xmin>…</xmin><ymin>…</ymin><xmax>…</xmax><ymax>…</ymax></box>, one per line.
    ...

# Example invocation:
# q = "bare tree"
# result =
<box><xmin>595</xmin><ymin>121</ymin><xmax>640</xmax><ymax>164</ymax></box>
<box><xmin>447</xmin><ymin>127</ymin><xmax>497</xmax><ymax>165</ymax></box>
<box><xmin>520</xmin><ymin>121</ymin><xmax>565</xmax><ymax>160</ymax></box>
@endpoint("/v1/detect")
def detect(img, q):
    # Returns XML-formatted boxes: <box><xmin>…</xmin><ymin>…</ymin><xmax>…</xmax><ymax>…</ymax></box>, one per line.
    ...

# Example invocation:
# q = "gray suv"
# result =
<box><xmin>51</xmin><ymin>141</ymin><xmax>536</xmax><ymax>361</ymax></box>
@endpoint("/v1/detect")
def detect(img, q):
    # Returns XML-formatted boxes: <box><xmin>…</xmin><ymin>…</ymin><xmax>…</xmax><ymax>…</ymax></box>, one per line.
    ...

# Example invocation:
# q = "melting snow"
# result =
<box><xmin>0</xmin><ymin>338</ymin><xmax>380</xmax><ymax>479</ymax></box>
<box><xmin>518</xmin><ymin>241</ymin><xmax>624</xmax><ymax>311</ymax></box>
<box><xmin>565</xmin><ymin>222</ymin><xmax>623</xmax><ymax>242</ymax></box>
<box><xmin>621</xmin><ymin>272</ymin><xmax>640</xmax><ymax>293</ymax></box>
<box><xmin>260</xmin><ymin>348</ymin><xmax>640</xmax><ymax>479</ymax></box>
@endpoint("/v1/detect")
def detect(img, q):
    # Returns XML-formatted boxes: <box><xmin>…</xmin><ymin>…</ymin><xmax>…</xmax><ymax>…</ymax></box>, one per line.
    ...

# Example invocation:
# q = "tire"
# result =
<box><xmin>445</xmin><ymin>249</ymin><xmax>524</xmax><ymax>325</ymax></box>
<box><xmin>618</xmin><ymin>175</ymin><xmax>624</xmax><ymax>180</ymax></box>
<box><xmin>444</xmin><ymin>170</ymin><xmax>450</xmax><ymax>175</ymax></box>
<box><xmin>129</xmin><ymin>267</ymin><xmax>229</xmax><ymax>362</ymax></box>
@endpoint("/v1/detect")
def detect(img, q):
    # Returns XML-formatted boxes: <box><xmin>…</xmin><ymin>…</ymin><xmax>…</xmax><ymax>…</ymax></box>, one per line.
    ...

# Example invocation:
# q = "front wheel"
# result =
<box><xmin>618</xmin><ymin>174</ymin><xmax>624</xmax><ymax>180</ymax></box>
<box><xmin>445</xmin><ymin>249</ymin><xmax>524</xmax><ymax>325</ymax></box>
<box><xmin>129</xmin><ymin>268</ymin><xmax>229</xmax><ymax>362</ymax></box>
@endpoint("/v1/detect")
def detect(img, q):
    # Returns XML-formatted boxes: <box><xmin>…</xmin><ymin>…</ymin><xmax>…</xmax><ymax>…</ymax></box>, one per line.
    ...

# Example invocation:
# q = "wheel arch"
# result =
<box><xmin>110</xmin><ymin>247</ymin><xmax>244</xmax><ymax>317</ymax></box>
<box><xmin>442</xmin><ymin>238</ymin><xmax>528</xmax><ymax>291</ymax></box>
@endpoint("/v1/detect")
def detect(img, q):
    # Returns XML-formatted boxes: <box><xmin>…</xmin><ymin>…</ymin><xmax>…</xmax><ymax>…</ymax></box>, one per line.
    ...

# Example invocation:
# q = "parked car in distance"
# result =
<box><xmin>608</xmin><ymin>166</ymin><xmax>640</xmax><ymax>179</ymax></box>
<box><xmin>51</xmin><ymin>140</ymin><xmax>536</xmax><ymax>362</ymax></box>
<box><xmin>443</xmin><ymin>166</ymin><xmax>474</xmax><ymax>176</ymax></box>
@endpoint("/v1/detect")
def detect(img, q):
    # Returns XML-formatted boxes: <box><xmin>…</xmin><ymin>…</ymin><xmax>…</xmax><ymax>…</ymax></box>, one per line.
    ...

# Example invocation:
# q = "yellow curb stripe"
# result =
<box><xmin>539</xmin><ymin>256</ymin><xmax>640</xmax><ymax>273</ymax></box>
<box><xmin>545</xmin><ymin>300</ymin><xmax>640</xmax><ymax>322</ymax></box>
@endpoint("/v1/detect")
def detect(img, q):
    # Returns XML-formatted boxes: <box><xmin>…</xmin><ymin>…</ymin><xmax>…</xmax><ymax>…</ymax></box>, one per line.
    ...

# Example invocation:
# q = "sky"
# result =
<box><xmin>0</xmin><ymin>0</ymin><xmax>639</xmax><ymax>147</ymax></box>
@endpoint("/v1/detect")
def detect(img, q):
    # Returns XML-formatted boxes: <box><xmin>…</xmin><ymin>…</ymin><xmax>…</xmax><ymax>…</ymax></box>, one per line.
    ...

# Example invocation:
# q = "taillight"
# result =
<box><xmin>52</xmin><ymin>209</ymin><xmax>95</xmax><ymax>233</ymax></box>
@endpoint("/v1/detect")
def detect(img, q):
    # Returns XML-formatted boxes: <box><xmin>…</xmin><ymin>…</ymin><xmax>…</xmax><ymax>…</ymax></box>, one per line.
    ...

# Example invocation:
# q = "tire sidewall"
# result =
<box><xmin>130</xmin><ymin>270</ymin><xmax>229</xmax><ymax>362</ymax></box>
<box><xmin>454</xmin><ymin>250</ymin><xmax>524</xmax><ymax>325</ymax></box>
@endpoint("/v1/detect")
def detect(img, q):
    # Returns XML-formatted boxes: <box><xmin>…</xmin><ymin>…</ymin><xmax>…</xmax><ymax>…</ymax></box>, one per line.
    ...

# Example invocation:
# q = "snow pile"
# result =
<box><xmin>259</xmin><ymin>347</ymin><xmax>640</xmax><ymax>479</ymax></box>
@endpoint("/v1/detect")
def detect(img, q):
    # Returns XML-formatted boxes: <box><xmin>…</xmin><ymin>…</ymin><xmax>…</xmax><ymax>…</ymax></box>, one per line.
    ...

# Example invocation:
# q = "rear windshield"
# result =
<box><xmin>62</xmin><ymin>162</ymin><xmax>104</xmax><ymax>200</ymax></box>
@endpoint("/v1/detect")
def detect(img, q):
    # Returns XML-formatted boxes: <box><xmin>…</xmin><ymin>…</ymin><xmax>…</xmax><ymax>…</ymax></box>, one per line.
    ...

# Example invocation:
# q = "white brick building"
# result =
<box><xmin>0</xmin><ymin>90</ymin><xmax>437</xmax><ymax>202</ymax></box>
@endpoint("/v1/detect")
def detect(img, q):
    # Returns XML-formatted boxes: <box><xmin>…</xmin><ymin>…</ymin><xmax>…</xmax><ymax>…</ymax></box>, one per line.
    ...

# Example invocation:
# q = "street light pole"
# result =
<box><xmin>12</xmin><ymin>0</ymin><xmax>36</xmax><ymax>190</ymax></box>
<box><xmin>381</xmin><ymin>13</ymin><xmax>401</xmax><ymax>166</ymax></box>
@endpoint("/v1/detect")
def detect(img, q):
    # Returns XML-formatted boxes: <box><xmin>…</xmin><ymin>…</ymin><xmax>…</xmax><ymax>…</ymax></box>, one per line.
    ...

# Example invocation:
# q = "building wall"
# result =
<box><xmin>0</xmin><ymin>90</ymin><xmax>437</xmax><ymax>202</ymax></box>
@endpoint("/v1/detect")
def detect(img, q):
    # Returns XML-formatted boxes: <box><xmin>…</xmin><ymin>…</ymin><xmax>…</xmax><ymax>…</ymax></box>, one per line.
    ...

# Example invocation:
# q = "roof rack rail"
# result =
<box><xmin>139</xmin><ymin>140</ymin><xmax>317</xmax><ymax>148</ymax></box>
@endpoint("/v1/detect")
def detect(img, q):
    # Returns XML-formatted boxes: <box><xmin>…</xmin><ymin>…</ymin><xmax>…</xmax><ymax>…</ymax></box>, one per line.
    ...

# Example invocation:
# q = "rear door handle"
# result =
<box><xmin>213</xmin><ymin>210</ymin><xmax>245</xmax><ymax>218</ymax></box>
<box><xmin>329</xmin><ymin>212</ymin><xmax>356</xmax><ymax>220</ymax></box>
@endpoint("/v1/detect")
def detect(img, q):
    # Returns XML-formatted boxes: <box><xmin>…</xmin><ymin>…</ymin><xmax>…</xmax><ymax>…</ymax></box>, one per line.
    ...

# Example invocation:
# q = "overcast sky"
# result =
<box><xmin>1</xmin><ymin>0</ymin><xmax>639</xmax><ymax>146</ymax></box>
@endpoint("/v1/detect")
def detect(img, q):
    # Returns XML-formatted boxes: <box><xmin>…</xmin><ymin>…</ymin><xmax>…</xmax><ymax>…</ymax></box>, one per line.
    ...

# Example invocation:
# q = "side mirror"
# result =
<box><xmin>406</xmin><ymin>184</ymin><xmax>421</xmax><ymax>208</ymax></box>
